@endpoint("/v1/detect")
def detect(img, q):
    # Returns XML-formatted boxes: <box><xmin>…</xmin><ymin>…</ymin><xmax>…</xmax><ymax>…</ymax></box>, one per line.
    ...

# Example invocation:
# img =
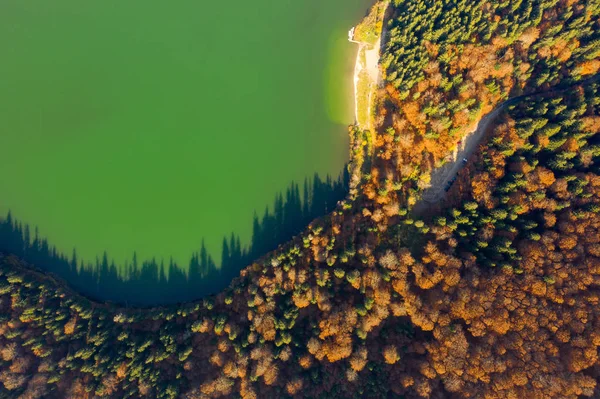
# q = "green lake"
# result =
<box><xmin>0</xmin><ymin>0</ymin><xmax>370</xmax><ymax>285</ymax></box>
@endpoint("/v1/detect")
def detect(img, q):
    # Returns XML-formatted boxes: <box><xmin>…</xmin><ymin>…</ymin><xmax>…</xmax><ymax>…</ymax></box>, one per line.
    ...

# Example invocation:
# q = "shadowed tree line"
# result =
<box><xmin>0</xmin><ymin>171</ymin><xmax>348</xmax><ymax>305</ymax></box>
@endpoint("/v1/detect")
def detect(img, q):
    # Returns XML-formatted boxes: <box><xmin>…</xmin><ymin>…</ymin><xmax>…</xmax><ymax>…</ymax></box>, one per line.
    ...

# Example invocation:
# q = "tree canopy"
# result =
<box><xmin>1</xmin><ymin>0</ymin><xmax>599</xmax><ymax>398</ymax></box>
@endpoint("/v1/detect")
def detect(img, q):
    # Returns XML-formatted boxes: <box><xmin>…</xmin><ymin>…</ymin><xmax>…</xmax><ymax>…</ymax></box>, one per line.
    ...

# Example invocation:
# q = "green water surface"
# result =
<box><xmin>0</xmin><ymin>0</ymin><xmax>369</xmax><ymax>270</ymax></box>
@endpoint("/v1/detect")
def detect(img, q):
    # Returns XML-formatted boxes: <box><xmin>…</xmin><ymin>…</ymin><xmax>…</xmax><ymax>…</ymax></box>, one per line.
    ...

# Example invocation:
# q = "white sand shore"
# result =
<box><xmin>349</xmin><ymin>0</ymin><xmax>389</xmax><ymax>129</ymax></box>
<box><xmin>351</xmin><ymin>39</ymin><xmax>381</xmax><ymax>130</ymax></box>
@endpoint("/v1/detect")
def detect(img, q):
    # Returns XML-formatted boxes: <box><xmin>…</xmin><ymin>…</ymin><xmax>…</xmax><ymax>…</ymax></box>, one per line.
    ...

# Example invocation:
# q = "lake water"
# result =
<box><xmin>0</xmin><ymin>0</ymin><xmax>370</xmax><ymax>281</ymax></box>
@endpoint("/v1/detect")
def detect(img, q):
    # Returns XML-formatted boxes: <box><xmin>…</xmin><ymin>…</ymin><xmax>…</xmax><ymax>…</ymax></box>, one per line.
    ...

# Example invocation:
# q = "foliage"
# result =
<box><xmin>353</xmin><ymin>0</ymin><xmax>388</xmax><ymax>46</ymax></box>
<box><xmin>0</xmin><ymin>1</ymin><xmax>599</xmax><ymax>398</ymax></box>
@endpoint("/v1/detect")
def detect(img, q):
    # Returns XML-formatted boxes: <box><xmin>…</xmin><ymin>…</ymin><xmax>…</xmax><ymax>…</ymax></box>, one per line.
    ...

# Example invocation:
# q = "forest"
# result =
<box><xmin>0</xmin><ymin>0</ymin><xmax>600</xmax><ymax>398</ymax></box>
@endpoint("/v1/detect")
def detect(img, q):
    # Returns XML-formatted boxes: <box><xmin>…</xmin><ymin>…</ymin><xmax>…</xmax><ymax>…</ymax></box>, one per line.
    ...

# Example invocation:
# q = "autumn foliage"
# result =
<box><xmin>1</xmin><ymin>0</ymin><xmax>600</xmax><ymax>398</ymax></box>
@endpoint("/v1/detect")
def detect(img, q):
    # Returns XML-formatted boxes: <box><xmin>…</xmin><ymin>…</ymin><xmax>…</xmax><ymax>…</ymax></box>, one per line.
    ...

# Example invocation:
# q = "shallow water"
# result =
<box><xmin>0</xmin><ymin>0</ymin><xmax>370</xmax><ymax>275</ymax></box>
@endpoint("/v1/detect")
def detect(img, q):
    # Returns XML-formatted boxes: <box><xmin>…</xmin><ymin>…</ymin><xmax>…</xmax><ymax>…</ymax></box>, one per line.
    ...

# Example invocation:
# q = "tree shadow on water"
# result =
<box><xmin>0</xmin><ymin>170</ymin><xmax>348</xmax><ymax>305</ymax></box>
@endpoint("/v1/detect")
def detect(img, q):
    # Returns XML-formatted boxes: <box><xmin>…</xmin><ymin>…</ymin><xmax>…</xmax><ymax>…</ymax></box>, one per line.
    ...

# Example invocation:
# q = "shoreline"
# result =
<box><xmin>349</xmin><ymin>0</ymin><xmax>389</xmax><ymax>130</ymax></box>
<box><xmin>353</xmin><ymin>43</ymin><xmax>364</xmax><ymax>127</ymax></box>
<box><xmin>351</xmin><ymin>39</ymin><xmax>382</xmax><ymax>130</ymax></box>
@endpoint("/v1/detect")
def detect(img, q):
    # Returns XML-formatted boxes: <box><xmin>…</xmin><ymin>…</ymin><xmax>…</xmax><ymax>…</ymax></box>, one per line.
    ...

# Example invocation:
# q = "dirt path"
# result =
<box><xmin>417</xmin><ymin>73</ymin><xmax>600</xmax><ymax>208</ymax></box>
<box><xmin>350</xmin><ymin>1</ymin><xmax>390</xmax><ymax>130</ymax></box>
<box><xmin>351</xmin><ymin>40</ymin><xmax>381</xmax><ymax>129</ymax></box>
<box><xmin>419</xmin><ymin>98</ymin><xmax>519</xmax><ymax>204</ymax></box>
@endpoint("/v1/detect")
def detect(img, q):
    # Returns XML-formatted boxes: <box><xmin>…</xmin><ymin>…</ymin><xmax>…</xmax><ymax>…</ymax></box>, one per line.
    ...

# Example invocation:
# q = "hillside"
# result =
<box><xmin>1</xmin><ymin>0</ymin><xmax>600</xmax><ymax>398</ymax></box>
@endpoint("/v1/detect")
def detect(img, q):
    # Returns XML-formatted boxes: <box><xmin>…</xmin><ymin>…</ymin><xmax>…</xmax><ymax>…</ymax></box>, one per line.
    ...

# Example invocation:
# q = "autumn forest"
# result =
<box><xmin>1</xmin><ymin>0</ymin><xmax>600</xmax><ymax>398</ymax></box>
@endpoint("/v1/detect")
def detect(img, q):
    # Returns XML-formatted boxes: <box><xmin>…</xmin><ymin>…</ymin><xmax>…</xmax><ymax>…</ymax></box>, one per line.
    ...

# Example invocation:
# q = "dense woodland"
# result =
<box><xmin>1</xmin><ymin>0</ymin><xmax>600</xmax><ymax>397</ymax></box>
